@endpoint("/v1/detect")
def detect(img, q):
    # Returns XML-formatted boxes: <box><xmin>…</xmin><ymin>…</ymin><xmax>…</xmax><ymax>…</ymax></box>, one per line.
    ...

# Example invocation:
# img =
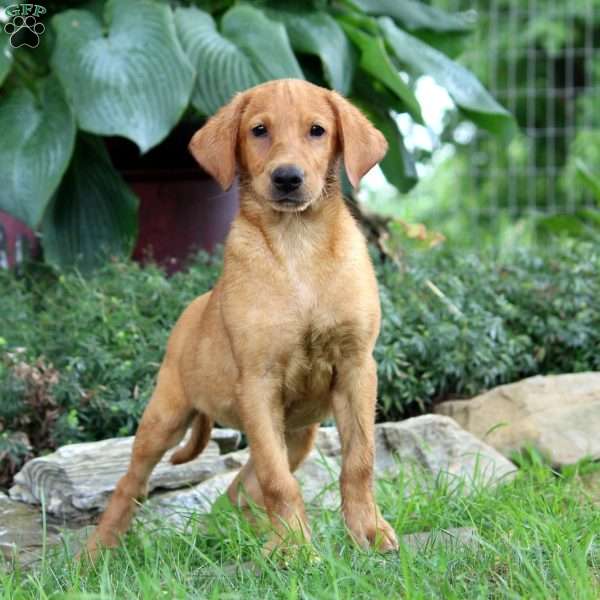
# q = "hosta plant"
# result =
<box><xmin>0</xmin><ymin>0</ymin><xmax>514</xmax><ymax>269</ymax></box>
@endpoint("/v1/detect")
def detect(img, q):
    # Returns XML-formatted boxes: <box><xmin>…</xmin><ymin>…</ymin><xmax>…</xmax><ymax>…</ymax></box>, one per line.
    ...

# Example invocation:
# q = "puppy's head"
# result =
<box><xmin>189</xmin><ymin>79</ymin><xmax>387</xmax><ymax>213</ymax></box>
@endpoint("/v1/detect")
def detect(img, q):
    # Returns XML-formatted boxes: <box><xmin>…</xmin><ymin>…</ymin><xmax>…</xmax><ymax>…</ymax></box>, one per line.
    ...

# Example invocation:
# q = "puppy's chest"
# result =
<box><xmin>301</xmin><ymin>318</ymin><xmax>362</xmax><ymax>364</ymax></box>
<box><xmin>283</xmin><ymin>318</ymin><xmax>362</xmax><ymax>402</ymax></box>
<box><xmin>281</xmin><ymin>252</ymin><xmax>323</xmax><ymax>310</ymax></box>
<box><xmin>281</xmin><ymin>254</ymin><xmax>369</xmax><ymax>364</ymax></box>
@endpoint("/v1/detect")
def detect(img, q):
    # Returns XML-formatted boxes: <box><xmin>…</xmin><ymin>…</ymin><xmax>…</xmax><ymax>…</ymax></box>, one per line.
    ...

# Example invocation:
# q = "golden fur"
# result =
<box><xmin>84</xmin><ymin>79</ymin><xmax>398</xmax><ymax>559</ymax></box>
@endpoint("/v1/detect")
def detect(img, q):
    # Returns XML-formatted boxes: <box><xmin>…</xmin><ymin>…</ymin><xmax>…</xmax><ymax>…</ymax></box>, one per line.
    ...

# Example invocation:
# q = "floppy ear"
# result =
<box><xmin>328</xmin><ymin>91</ymin><xmax>388</xmax><ymax>189</ymax></box>
<box><xmin>188</xmin><ymin>92</ymin><xmax>247</xmax><ymax>190</ymax></box>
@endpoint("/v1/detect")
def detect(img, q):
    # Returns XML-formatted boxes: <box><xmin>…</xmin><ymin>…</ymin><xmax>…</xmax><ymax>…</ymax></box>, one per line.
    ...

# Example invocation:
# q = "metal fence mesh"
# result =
<box><xmin>445</xmin><ymin>0</ymin><xmax>598</xmax><ymax>221</ymax></box>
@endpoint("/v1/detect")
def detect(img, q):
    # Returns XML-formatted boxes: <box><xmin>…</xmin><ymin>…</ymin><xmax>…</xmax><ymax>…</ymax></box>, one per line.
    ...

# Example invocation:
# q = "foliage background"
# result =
<box><xmin>0</xmin><ymin>0</ymin><xmax>513</xmax><ymax>269</ymax></box>
<box><xmin>364</xmin><ymin>0</ymin><xmax>600</xmax><ymax>247</ymax></box>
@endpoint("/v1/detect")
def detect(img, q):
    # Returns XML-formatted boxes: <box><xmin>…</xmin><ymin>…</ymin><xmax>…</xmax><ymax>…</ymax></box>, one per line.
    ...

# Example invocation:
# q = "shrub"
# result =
<box><xmin>0</xmin><ymin>252</ymin><xmax>221</xmax><ymax>468</ymax></box>
<box><xmin>375</xmin><ymin>242</ymin><xmax>600</xmax><ymax>417</ymax></box>
<box><xmin>1</xmin><ymin>242</ymin><xmax>599</xmax><ymax>482</ymax></box>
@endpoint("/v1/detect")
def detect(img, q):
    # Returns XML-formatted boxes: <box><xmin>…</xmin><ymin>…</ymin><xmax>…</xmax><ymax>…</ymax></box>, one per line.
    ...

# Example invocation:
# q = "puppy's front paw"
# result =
<box><xmin>76</xmin><ymin>527</ymin><xmax>117</xmax><ymax>564</ymax></box>
<box><xmin>263</xmin><ymin>532</ymin><xmax>319</xmax><ymax>566</ymax></box>
<box><xmin>344</xmin><ymin>503</ymin><xmax>399</xmax><ymax>552</ymax></box>
<box><xmin>262</xmin><ymin>513</ymin><xmax>314</xmax><ymax>561</ymax></box>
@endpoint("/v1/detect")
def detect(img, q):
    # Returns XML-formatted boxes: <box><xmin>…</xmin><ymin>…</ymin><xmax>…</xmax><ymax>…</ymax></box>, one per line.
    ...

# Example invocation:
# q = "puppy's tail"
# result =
<box><xmin>170</xmin><ymin>412</ymin><xmax>214</xmax><ymax>465</ymax></box>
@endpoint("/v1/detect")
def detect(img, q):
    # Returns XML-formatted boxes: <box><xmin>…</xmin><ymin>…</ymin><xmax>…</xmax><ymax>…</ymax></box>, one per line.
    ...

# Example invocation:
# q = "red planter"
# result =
<box><xmin>130</xmin><ymin>176</ymin><xmax>238</xmax><ymax>273</ymax></box>
<box><xmin>0</xmin><ymin>211</ymin><xmax>40</xmax><ymax>270</ymax></box>
<box><xmin>108</xmin><ymin>124</ymin><xmax>238</xmax><ymax>274</ymax></box>
<box><xmin>1</xmin><ymin>125</ymin><xmax>235</xmax><ymax>273</ymax></box>
<box><xmin>0</xmin><ymin>177</ymin><xmax>237</xmax><ymax>274</ymax></box>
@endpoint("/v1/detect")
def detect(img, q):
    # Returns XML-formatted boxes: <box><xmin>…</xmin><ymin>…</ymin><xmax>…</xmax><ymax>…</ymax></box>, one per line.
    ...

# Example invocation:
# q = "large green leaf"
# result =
<box><xmin>353</xmin><ymin>68</ymin><xmax>409</xmax><ymax>122</ymax></box>
<box><xmin>42</xmin><ymin>135</ymin><xmax>138</xmax><ymax>271</ymax></box>
<box><xmin>0</xmin><ymin>35</ymin><xmax>13</xmax><ymax>85</ymax></box>
<box><xmin>354</xmin><ymin>95</ymin><xmax>417</xmax><ymax>193</ymax></box>
<box><xmin>175</xmin><ymin>5</ymin><xmax>303</xmax><ymax>115</ymax></box>
<box><xmin>379</xmin><ymin>17</ymin><xmax>515</xmax><ymax>137</ymax></box>
<box><xmin>0</xmin><ymin>76</ymin><xmax>75</xmax><ymax>228</ymax></box>
<box><xmin>51</xmin><ymin>0</ymin><xmax>194</xmax><ymax>152</ymax></box>
<box><xmin>535</xmin><ymin>210</ymin><xmax>600</xmax><ymax>241</ymax></box>
<box><xmin>267</xmin><ymin>9</ymin><xmax>354</xmax><ymax>94</ymax></box>
<box><xmin>372</xmin><ymin>108</ymin><xmax>418</xmax><ymax>193</ymax></box>
<box><xmin>576</xmin><ymin>159</ymin><xmax>600</xmax><ymax>202</ymax></box>
<box><xmin>222</xmin><ymin>6</ymin><xmax>303</xmax><ymax>80</ymax></box>
<box><xmin>353</xmin><ymin>0</ymin><xmax>472</xmax><ymax>33</ymax></box>
<box><xmin>342</xmin><ymin>22</ymin><xmax>422</xmax><ymax>122</ymax></box>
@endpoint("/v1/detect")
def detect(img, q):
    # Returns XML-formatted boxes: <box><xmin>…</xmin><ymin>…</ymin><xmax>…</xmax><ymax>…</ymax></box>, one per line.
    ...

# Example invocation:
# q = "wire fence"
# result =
<box><xmin>444</xmin><ymin>0</ymin><xmax>599</xmax><ymax>221</ymax></box>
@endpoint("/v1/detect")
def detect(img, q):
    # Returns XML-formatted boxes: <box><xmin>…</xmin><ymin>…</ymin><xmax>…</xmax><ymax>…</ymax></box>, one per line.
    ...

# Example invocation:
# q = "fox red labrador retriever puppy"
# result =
<box><xmin>85</xmin><ymin>78</ymin><xmax>398</xmax><ymax>558</ymax></box>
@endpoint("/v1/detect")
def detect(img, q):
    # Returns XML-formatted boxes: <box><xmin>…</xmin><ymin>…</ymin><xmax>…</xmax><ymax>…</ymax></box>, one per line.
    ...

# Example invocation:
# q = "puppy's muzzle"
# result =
<box><xmin>271</xmin><ymin>165</ymin><xmax>304</xmax><ymax>202</ymax></box>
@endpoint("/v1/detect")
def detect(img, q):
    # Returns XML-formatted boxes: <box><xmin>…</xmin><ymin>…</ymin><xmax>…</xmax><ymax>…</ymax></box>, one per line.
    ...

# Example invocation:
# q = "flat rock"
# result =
<box><xmin>0</xmin><ymin>492</ymin><xmax>60</xmax><ymax>568</ymax></box>
<box><xmin>7</xmin><ymin>415</ymin><xmax>514</xmax><ymax>551</ymax></box>
<box><xmin>211</xmin><ymin>428</ymin><xmax>242</xmax><ymax>453</ymax></box>
<box><xmin>296</xmin><ymin>450</ymin><xmax>341</xmax><ymax>508</ymax></box>
<box><xmin>0</xmin><ymin>492</ymin><xmax>91</xmax><ymax>570</ymax></box>
<box><xmin>9</xmin><ymin>435</ymin><xmax>228</xmax><ymax>518</ymax></box>
<box><xmin>144</xmin><ymin>451</ymin><xmax>248</xmax><ymax>526</ymax></box>
<box><xmin>289</xmin><ymin>417</ymin><xmax>514</xmax><ymax>515</ymax></box>
<box><xmin>374</xmin><ymin>416</ymin><xmax>516</xmax><ymax>486</ymax></box>
<box><xmin>139</xmin><ymin>417</ymin><xmax>513</xmax><ymax>529</ymax></box>
<box><xmin>314</xmin><ymin>427</ymin><xmax>341</xmax><ymax>456</ymax></box>
<box><xmin>435</xmin><ymin>373</ymin><xmax>600</xmax><ymax>466</ymax></box>
<box><xmin>145</xmin><ymin>471</ymin><xmax>239</xmax><ymax>526</ymax></box>
<box><xmin>142</xmin><ymin>447</ymin><xmax>343</xmax><ymax>529</ymax></box>
<box><xmin>151</xmin><ymin>417</ymin><xmax>515</xmax><ymax>519</ymax></box>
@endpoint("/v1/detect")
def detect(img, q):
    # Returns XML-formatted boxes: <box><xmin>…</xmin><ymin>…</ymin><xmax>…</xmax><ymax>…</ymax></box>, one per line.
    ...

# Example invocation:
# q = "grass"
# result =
<box><xmin>2</xmin><ymin>454</ymin><xmax>600</xmax><ymax>599</ymax></box>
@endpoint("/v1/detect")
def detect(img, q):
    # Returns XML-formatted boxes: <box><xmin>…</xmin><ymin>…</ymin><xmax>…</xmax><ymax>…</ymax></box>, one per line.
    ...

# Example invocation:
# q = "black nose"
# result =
<box><xmin>271</xmin><ymin>165</ymin><xmax>304</xmax><ymax>193</ymax></box>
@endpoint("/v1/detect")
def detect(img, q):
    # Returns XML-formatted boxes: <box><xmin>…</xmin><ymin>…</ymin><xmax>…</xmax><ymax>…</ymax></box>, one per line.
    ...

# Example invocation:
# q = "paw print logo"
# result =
<box><xmin>4</xmin><ymin>15</ymin><xmax>45</xmax><ymax>49</ymax></box>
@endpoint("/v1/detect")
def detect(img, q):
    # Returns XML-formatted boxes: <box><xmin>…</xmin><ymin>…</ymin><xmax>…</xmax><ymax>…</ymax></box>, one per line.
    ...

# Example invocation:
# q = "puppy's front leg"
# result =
<box><xmin>332</xmin><ymin>356</ymin><xmax>398</xmax><ymax>551</ymax></box>
<box><xmin>237</xmin><ymin>374</ymin><xmax>310</xmax><ymax>552</ymax></box>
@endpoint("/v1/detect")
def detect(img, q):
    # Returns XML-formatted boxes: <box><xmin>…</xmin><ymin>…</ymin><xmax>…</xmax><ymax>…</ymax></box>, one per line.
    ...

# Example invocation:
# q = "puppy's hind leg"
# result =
<box><xmin>227</xmin><ymin>424</ymin><xmax>319</xmax><ymax>513</ymax></box>
<box><xmin>287</xmin><ymin>424</ymin><xmax>319</xmax><ymax>472</ymax></box>
<box><xmin>83</xmin><ymin>365</ymin><xmax>194</xmax><ymax>559</ymax></box>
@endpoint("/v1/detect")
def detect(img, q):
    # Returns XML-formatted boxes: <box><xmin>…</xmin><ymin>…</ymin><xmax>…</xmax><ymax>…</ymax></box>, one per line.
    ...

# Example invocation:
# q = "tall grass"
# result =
<box><xmin>2</xmin><ymin>457</ymin><xmax>599</xmax><ymax>599</ymax></box>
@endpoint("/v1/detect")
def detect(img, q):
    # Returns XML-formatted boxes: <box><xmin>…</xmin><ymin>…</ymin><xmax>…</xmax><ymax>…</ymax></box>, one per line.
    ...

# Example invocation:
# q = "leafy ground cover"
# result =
<box><xmin>2</xmin><ymin>454</ymin><xmax>600</xmax><ymax>599</ymax></box>
<box><xmin>1</xmin><ymin>242</ymin><xmax>599</xmax><ymax>484</ymax></box>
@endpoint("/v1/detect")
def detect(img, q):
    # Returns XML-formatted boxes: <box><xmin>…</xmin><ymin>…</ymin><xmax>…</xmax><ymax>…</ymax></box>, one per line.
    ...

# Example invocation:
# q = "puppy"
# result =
<box><xmin>85</xmin><ymin>79</ymin><xmax>398</xmax><ymax>558</ymax></box>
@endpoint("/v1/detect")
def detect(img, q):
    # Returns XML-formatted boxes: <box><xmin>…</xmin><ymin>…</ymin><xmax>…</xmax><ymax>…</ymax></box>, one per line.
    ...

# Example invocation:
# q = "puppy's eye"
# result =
<box><xmin>310</xmin><ymin>124</ymin><xmax>325</xmax><ymax>137</ymax></box>
<box><xmin>251</xmin><ymin>124</ymin><xmax>268</xmax><ymax>137</ymax></box>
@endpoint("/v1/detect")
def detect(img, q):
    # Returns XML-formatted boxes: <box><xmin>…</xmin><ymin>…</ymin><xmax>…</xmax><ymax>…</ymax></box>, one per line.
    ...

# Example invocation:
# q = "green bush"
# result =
<box><xmin>1</xmin><ymin>243</ymin><xmax>599</xmax><ymax>480</ymax></box>
<box><xmin>375</xmin><ymin>243</ymin><xmax>600</xmax><ymax>417</ymax></box>
<box><xmin>0</xmin><ymin>252</ymin><xmax>222</xmax><ymax>463</ymax></box>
